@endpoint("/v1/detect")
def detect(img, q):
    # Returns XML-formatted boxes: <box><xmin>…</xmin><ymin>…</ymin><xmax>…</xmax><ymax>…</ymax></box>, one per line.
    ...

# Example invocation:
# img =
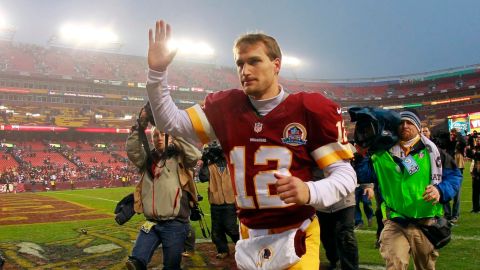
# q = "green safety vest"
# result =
<box><xmin>372</xmin><ymin>149</ymin><xmax>443</xmax><ymax>219</ymax></box>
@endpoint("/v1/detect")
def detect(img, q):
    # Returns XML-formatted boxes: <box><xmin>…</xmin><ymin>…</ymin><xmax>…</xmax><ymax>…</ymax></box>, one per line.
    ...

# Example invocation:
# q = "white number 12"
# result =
<box><xmin>230</xmin><ymin>146</ymin><xmax>293</xmax><ymax>209</ymax></box>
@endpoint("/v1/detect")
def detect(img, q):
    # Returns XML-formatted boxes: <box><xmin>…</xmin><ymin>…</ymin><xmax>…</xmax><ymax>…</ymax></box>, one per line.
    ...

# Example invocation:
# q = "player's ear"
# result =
<box><xmin>273</xmin><ymin>58</ymin><xmax>281</xmax><ymax>75</ymax></box>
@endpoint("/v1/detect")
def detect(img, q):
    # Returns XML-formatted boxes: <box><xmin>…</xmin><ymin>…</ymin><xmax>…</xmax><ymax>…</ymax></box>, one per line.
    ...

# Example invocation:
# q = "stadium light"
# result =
<box><xmin>0</xmin><ymin>14</ymin><xmax>16</xmax><ymax>40</ymax></box>
<box><xmin>168</xmin><ymin>38</ymin><xmax>215</xmax><ymax>57</ymax></box>
<box><xmin>0</xmin><ymin>8</ymin><xmax>7</xmax><ymax>29</ymax></box>
<box><xmin>283</xmin><ymin>56</ymin><xmax>301</xmax><ymax>67</ymax></box>
<box><xmin>0</xmin><ymin>15</ymin><xmax>7</xmax><ymax>30</ymax></box>
<box><xmin>58</xmin><ymin>23</ymin><xmax>119</xmax><ymax>47</ymax></box>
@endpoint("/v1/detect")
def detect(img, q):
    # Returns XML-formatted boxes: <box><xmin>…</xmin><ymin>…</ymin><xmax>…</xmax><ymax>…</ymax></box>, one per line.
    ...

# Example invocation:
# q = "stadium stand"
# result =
<box><xmin>0</xmin><ymin>153</ymin><xmax>18</xmax><ymax>172</ymax></box>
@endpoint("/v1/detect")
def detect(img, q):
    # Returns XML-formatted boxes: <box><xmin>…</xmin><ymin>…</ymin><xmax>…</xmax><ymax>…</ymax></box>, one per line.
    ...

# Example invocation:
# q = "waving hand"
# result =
<box><xmin>148</xmin><ymin>20</ymin><xmax>177</xmax><ymax>72</ymax></box>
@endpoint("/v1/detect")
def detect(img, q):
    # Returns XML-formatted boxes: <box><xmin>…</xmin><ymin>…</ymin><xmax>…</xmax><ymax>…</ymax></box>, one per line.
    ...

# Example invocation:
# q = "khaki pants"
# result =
<box><xmin>380</xmin><ymin>220</ymin><xmax>439</xmax><ymax>270</ymax></box>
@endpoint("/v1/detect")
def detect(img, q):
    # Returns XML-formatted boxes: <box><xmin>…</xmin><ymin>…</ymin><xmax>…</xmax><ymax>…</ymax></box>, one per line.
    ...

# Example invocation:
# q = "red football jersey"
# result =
<box><xmin>186</xmin><ymin>89</ymin><xmax>352</xmax><ymax>229</ymax></box>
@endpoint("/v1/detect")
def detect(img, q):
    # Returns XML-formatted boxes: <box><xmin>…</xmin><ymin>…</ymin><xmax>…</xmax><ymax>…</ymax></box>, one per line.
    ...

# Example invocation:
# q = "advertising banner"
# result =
<box><xmin>448</xmin><ymin>114</ymin><xmax>469</xmax><ymax>135</ymax></box>
<box><xmin>469</xmin><ymin>112</ymin><xmax>480</xmax><ymax>133</ymax></box>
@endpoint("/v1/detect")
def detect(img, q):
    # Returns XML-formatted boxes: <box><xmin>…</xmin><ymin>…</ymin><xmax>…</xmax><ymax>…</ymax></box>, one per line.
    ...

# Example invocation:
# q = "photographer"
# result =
<box><xmin>198</xmin><ymin>141</ymin><xmax>239</xmax><ymax>259</ymax></box>
<box><xmin>125</xmin><ymin>105</ymin><xmax>201</xmax><ymax>270</ymax></box>
<box><xmin>351</xmin><ymin>108</ymin><xmax>461</xmax><ymax>269</ymax></box>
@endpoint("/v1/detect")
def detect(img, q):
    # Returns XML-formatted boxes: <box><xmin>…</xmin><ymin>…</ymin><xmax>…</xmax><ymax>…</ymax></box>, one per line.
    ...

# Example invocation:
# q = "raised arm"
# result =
<box><xmin>146</xmin><ymin>20</ymin><xmax>202</xmax><ymax>146</ymax></box>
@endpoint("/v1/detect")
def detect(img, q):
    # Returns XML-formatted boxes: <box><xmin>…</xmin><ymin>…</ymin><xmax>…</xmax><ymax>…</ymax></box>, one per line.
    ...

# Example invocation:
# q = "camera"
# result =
<box><xmin>190</xmin><ymin>204</ymin><xmax>202</xmax><ymax>221</ymax></box>
<box><xmin>114</xmin><ymin>193</ymin><xmax>136</xmax><ymax>225</ymax></box>
<box><xmin>349</xmin><ymin>106</ymin><xmax>401</xmax><ymax>152</ymax></box>
<box><xmin>202</xmin><ymin>141</ymin><xmax>224</xmax><ymax>165</ymax></box>
<box><xmin>142</xmin><ymin>101</ymin><xmax>156</xmax><ymax>126</ymax></box>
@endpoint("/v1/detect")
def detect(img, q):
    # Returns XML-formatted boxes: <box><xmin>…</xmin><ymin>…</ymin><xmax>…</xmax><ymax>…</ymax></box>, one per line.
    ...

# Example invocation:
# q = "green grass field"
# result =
<box><xmin>1</xmin><ymin>164</ymin><xmax>479</xmax><ymax>269</ymax></box>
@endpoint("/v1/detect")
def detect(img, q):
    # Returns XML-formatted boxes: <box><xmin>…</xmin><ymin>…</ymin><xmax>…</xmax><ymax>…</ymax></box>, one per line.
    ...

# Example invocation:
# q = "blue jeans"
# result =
<box><xmin>354</xmin><ymin>187</ymin><xmax>373</xmax><ymax>225</ymax></box>
<box><xmin>444</xmin><ymin>188</ymin><xmax>461</xmax><ymax>219</ymax></box>
<box><xmin>444</xmin><ymin>170</ymin><xmax>463</xmax><ymax>220</ymax></box>
<box><xmin>130</xmin><ymin>220</ymin><xmax>188</xmax><ymax>270</ymax></box>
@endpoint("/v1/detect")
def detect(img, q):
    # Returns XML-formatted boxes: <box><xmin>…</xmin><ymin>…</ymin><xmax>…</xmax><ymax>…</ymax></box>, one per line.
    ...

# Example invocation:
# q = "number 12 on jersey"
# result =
<box><xmin>230</xmin><ymin>146</ymin><xmax>293</xmax><ymax>209</ymax></box>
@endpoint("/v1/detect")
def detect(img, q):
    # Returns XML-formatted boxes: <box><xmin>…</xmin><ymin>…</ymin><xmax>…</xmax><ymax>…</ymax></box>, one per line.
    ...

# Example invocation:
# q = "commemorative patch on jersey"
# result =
<box><xmin>281</xmin><ymin>123</ymin><xmax>307</xmax><ymax>146</ymax></box>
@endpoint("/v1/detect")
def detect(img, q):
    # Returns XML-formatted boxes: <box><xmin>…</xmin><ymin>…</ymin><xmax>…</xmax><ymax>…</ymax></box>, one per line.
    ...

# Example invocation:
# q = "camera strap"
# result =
<box><xmin>137</xmin><ymin>124</ymin><xmax>155</xmax><ymax>180</ymax></box>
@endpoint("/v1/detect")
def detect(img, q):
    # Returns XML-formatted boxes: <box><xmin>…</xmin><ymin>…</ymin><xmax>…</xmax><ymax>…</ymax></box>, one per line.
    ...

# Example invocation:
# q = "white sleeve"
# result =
<box><xmin>305</xmin><ymin>160</ymin><xmax>357</xmax><ymax>209</ymax></box>
<box><xmin>146</xmin><ymin>69</ymin><xmax>201</xmax><ymax>146</ymax></box>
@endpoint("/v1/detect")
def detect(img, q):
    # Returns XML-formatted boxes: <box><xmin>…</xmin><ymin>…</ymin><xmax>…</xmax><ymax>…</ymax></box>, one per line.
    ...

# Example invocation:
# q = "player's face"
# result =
<box><xmin>152</xmin><ymin>130</ymin><xmax>167</xmax><ymax>151</ymax></box>
<box><xmin>399</xmin><ymin>120</ymin><xmax>419</xmax><ymax>141</ymax></box>
<box><xmin>234</xmin><ymin>42</ymin><xmax>280</xmax><ymax>100</ymax></box>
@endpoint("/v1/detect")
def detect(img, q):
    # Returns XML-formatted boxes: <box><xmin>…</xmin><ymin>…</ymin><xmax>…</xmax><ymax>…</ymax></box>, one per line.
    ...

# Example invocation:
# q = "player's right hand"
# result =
<box><xmin>148</xmin><ymin>20</ymin><xmax>177</xmax><ymax>72</ymax></box>
<box><xmin>274</xmin><ymin>173</ymin><xmax>310</xmax><ymax>205</ymax></box>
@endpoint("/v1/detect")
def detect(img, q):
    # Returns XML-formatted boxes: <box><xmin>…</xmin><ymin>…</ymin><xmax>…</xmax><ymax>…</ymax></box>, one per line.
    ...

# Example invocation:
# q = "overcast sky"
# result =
<box><xmin>1</xmin><ymin>0</ymin><xmax>480</xmax><ymax>80</ymax></box>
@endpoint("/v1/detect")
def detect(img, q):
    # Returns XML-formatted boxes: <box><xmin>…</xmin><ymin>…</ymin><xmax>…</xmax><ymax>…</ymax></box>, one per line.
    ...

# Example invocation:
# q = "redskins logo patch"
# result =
<box><xmin>281</xmin><ymin>123</ymin><xmax>307</xmax><ymax>146</ymax></box>
<box><xmin>260</xmin><ymin>248</ymin><xmax>272</xmax><ymax>260</ymax></box>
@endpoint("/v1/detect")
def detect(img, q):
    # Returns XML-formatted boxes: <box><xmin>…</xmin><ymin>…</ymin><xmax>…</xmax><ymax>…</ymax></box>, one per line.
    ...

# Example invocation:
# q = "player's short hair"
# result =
<box><xmin>233</xmin><ymin>33</ymin><xmax>282</xmax><ymax>61</ymax></box>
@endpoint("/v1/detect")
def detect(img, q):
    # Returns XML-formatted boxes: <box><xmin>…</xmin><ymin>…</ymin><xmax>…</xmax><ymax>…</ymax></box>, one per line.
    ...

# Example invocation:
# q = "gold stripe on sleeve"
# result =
<box><xmin>186</xmin><ymin>105</ymin><xmax>211</xmax><ymax>145</ymax></box>
<box><xmin>311</xmin><ymin>142</ymin><xmax>354</xmax><ymax>169</ymax></box>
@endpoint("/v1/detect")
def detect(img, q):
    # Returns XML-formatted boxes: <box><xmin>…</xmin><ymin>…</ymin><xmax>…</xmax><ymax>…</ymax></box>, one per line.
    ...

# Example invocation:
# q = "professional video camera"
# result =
<box><xmin>201</xmin><ymin>141</ymin><xmax>224</xmax><ymax>165</ymax></box>
<box><xmin>348</xmin><ymin>106</ymin><xmax>401</xmax><ymax>152</ymax></box>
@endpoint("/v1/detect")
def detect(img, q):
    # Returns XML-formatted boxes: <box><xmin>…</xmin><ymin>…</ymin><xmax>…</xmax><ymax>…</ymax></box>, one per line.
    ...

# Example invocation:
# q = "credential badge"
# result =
<box><xmin>281</xmin><ymin>123</ymin><xmax>307</xmax><ymax>146</ymax></box>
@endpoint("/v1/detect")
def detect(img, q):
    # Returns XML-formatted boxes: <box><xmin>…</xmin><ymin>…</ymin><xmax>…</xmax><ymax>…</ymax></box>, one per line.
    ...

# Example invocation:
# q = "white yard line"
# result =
<box><xmin>53</xmin><ymin>192</ymin><xmax>119</xmax><ymax>203</ymax></box>
<box><xmin>52</xmin><ymin>192</ymin><xmax>212</xmax><ymax>216</ymax></box>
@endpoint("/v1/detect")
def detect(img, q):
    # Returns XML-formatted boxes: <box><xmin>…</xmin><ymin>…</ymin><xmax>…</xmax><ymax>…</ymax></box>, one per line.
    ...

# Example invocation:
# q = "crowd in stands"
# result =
<box><xmin>0</xmin><ymin>41</ymin><xmax>238</xmax><ymax>90</ymax></box>
<box><xmin>0</xmin><ymin>139</ymin><xmax>139</xmax><ymax>189</ymax></box>
<box><xmin>0</xmin><ymin>102</ymin><xmax>137</xmax><ymax>128</ymax></box>
<box><xmin>3</xmin><ymin>40</ymin><xmax>480</xmax><ymax>101</ymax></box>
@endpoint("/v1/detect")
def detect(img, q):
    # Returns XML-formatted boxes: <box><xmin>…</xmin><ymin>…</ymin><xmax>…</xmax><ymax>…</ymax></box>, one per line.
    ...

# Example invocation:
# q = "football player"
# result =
<box><xmin>145</xmin><ymin>20</ymin><xmax>356</xmax><ymax>269</ymax></box>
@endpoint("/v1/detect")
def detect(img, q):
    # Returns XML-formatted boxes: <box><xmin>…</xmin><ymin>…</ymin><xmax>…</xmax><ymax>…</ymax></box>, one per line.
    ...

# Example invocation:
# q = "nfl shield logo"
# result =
<box><xmin>254</xmin><ymin>122</ymin><xmax>263</xmax><ymax>133</ymax></box>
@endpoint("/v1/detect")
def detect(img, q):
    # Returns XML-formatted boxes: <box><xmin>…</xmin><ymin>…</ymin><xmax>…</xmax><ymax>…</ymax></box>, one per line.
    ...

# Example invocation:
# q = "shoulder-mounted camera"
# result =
<box><xmin>348</xmin><ymin>106</ymin><xmax>401</xmax><ymax>152</ymax></box>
